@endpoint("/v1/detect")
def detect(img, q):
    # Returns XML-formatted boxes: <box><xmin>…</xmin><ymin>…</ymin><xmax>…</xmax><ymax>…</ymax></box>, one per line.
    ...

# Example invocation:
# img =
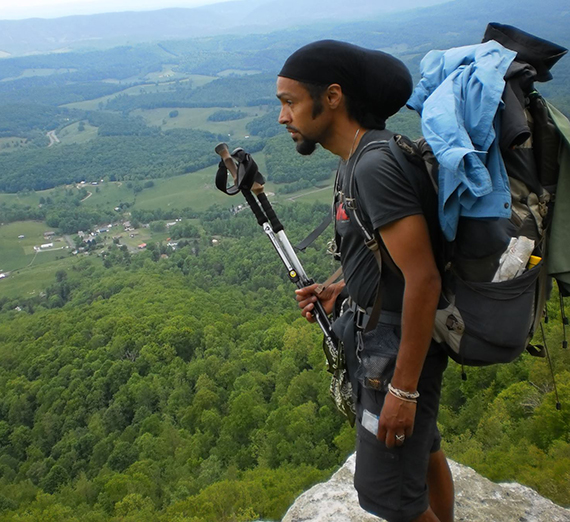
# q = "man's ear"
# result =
<box><xmin>326</xmin><ymin>84</ymin><xmax>343</xmax><ymax>110</ymax></box>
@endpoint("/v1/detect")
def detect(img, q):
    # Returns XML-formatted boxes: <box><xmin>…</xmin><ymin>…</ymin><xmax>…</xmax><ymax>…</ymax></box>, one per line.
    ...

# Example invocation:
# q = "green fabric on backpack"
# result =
<box><xmin>546</xmin><ymin>102</ymin><xmax>570</xmax><ymax>295</ymax></box>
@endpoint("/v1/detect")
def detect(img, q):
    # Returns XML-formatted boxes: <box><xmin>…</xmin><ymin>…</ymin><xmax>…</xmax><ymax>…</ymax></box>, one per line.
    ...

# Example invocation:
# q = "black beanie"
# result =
<box><xmin>279</xmin><ymin>40</ymin><xmax>413</xmax><ymax>120</ymax></box>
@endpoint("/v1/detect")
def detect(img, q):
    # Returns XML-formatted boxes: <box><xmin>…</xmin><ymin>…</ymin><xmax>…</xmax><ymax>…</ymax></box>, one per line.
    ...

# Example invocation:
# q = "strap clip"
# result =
<box><xmin>365</xmin><ymin>237</ymin><xmax>379</xmax><ymax>252</ymax></box>
<box><xmin>344</xmin><ymin>197</ymin><xmax>357</xmax><ymax>211</ymax></box>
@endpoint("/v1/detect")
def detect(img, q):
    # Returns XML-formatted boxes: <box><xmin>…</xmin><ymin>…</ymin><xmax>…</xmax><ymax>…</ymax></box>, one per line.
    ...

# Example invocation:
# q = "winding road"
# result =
<box><xmin>47</xmin><ymin>130</ymin><xmax>60</xmax><ymax>147</ymax></box>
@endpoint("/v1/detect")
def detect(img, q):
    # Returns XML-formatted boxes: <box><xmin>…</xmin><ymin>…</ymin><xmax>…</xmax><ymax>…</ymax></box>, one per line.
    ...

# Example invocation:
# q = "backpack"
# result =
<box><xmin>345</xmin><ymin>90</ymin><xmax>569</xmax><ymax>367</ymax></box>
<box><xmin>339</xmin><ymin>23</ymin><xmax>570</xmax><ymax>368</ymax></box>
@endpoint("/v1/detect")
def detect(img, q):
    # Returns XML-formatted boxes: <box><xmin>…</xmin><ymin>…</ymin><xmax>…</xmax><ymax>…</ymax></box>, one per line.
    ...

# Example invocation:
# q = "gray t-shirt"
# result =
<box><xmin>335</xmin><ymin>129</ymin><xmax>442</xmax><ymax>310</ymax></box>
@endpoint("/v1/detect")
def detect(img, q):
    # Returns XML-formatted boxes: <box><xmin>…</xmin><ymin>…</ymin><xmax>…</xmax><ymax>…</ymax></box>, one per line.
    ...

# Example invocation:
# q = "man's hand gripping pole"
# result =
<box><xmin>214</xmin><ymin>143</ymin><xmax>339</xmax><ymax>368</ymax></box>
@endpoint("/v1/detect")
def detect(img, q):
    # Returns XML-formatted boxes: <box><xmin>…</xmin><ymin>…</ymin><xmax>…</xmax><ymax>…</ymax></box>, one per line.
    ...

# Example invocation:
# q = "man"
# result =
<box><xmin>277</xmin><ymin>40</ymin><xmax>455</xmax><ymax>522</ymax></box>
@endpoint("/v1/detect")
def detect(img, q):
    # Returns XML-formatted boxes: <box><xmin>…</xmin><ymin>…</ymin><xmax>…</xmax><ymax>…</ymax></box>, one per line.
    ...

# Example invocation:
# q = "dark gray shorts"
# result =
<box><xmin>354</xmin><ymin>345</ymin><xmax>448</xmax><ymax>522</ymax></box>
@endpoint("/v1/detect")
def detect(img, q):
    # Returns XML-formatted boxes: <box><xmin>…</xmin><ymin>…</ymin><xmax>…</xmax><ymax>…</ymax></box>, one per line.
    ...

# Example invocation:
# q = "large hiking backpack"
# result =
<box><xmin>345</xmin><ymin>25</ymin><xmax>569</xmax><ymax>367</ymax></box>
<box><xmin>346</xmin><ymin>101</ymin><xmax>569</xmax><ymax>368</ymax></box>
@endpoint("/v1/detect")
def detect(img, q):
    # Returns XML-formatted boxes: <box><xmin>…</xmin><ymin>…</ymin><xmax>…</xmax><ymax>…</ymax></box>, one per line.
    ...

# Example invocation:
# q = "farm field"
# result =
<box><xmin>127</xmin><ymin>151</ymin><xmax>299</xmax><ymax>212</ymax></box>
<box><xmin>0</xmin><ymin>221</ymin><xmax>68</xmax><ymax>273</ymax></box>
<box><xmin>0</xmin><ymin>68</ymin><xmax>77</xmax><ymax>82</ymax></box>
<box><xmin>218</xmin><ymin>69</ymin><xmax>262</xmax><ymax>77</ymax></box>
<box><xmin>132</xmin><ymin>163</ymin><xmax>236</xmax><ymax>212</ymax></box>
<box><xmin>0</xmin><ymin>185</ymin><xmax>84</xmax><ymax>206</ymax></box>
<box><xmin>133</xmin><ymin>105</ymin><xmax>272</xmax><ymax>137</ymax></box>
<box><xmin>282</xmin><ymin>183</ymin><xmax>335</xmax><ymax>205</ymax></box>
<box><xmin>0</xmin><ymin>191</ymin><xmax>40</xmax><ymax>206</ymax></box>
<box><xmin>80</xmin><ymin>181</ymin><xmax>135</xmax><ymax>209</ymax></box>
<box><xmin>62</xmin><ymin>83</ymin><xmax>166</xmax><ymax>111</ymax></box>
<box><xmin>58</xmin><ymin>121</ymin><xmax>99</xmax><ymax>145</ymax></box>
<box><xmin>0</xmin><ymin>137</ymin><xmax>29</xmax><ymax>153</ymax></box>
<box><xmin>63</xmin><ymin>74</ymin><xmax>216</xmax><ymax>111</ymax></box>
<box><xmin>0</xmin><ymin>221</ymin><xmax>178</xmax><ymax>298</ymax></box>
<box><xmin>0</xmin><ymin>255</ymin><xmax>80</xmax><ymax>299</ymax></box>
<box><xmin>141</xmin><ymin>68</ymin><xmax>216</xmax><ymax>87</ymax></box>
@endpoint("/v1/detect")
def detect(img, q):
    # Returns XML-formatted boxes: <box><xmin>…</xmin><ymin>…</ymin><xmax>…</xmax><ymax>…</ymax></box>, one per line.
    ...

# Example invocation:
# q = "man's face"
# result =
<box><xmin>276</xmin><ymin>76</ymin><xmax>327</xmax><ymax>155</ymax></box>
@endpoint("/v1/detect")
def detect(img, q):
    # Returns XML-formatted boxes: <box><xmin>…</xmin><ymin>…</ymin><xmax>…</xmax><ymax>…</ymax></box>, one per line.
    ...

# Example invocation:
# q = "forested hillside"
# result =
<box><xmin>0</xmin><ymin>205</ymin><xmax>569</xmax><ymax>521</ymax></box>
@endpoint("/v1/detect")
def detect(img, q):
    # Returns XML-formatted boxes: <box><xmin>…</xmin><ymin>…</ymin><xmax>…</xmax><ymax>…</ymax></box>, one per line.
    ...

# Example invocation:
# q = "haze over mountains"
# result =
<box><xmin>0</xmin><ymin>0</ymin><xmax>446</xmax><ymax>56</ymax></box>
<box><xmin>2</xmin><ymin>0</ymin><xmax>567</xmax><ymax>57</ymax></box>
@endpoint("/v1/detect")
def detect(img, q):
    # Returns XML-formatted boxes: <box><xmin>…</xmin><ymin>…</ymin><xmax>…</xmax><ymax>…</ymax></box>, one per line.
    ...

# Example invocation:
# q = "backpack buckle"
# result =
<box><xmin>395</xmin><ymin>134</ymin><xmax>416</xmax><ymax>155</ymax></box>
<box><xmin>355</xmin><ymin>307</ymin><xmax>369</xmax><ymax>331</ymax></box>
<box><xmin>344</xmin><ymin>197</ymin><xmax>357</xmax><ymax>210</ymax></box>
<box><xmin>365</xmin><ymin>237</ymin><xmax>379</xmax><ymax>252</ymax></box>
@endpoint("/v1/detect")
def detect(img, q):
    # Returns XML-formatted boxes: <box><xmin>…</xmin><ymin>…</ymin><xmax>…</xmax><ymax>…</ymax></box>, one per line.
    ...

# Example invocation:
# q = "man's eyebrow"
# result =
<box><xmin>276</xmin><ymin>92</ymin><xmax>292</xmax><ymax>100</ymax></box>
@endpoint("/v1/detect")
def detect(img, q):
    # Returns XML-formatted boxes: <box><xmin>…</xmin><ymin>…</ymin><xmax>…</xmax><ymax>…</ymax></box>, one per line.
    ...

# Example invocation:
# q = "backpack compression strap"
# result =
<box><xmin>296</xmin><ymin>209</ymin><xmax>333</xmax><ymax>252</ymax></box>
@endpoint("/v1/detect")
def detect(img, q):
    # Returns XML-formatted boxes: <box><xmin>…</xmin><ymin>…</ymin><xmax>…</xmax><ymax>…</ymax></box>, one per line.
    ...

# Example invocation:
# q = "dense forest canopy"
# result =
<box><xmin>0</xmin><ymin>205</ymin><xmax>569</xmax><ymax>522</ymax></box>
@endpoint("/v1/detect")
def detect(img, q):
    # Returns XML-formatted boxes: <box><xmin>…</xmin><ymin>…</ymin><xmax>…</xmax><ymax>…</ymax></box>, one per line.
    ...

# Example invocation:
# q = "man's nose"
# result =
<box><xmin>278</xmin><ymin>106</ymin><xmax>291</xmax><ymax>125</ymax></box>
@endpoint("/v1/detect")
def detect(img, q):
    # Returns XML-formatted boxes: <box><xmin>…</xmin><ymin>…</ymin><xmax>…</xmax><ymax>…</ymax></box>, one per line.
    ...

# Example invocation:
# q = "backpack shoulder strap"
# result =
<box><xmin>389</xmin><ymin>135</ymin><xmax>439</xmax><ymax>194</ymax></box>
<box><xmin>344</xmin><ymin>139</ymin><xmax>387</xmax><ymax>243</ymax></box>
<box><xmin>344</xmin><ymin>138</ymin><xmax>405</xmax><ymax>331</ymax></box>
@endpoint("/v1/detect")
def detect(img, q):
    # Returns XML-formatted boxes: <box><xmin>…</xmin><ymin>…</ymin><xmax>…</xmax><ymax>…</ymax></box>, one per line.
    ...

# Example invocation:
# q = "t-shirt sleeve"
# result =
<box><xmin>354</xmin><ymin>146</ymin><xmax>423</xmax><ymax>231</ymax></box>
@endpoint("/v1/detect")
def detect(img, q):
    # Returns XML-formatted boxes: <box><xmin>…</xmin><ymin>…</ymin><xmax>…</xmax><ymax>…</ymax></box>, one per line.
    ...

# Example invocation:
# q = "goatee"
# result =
<box><xmin>296</xmin><ymin>138</ymin><xmax>317</xmax><ymax>155</ymax></box>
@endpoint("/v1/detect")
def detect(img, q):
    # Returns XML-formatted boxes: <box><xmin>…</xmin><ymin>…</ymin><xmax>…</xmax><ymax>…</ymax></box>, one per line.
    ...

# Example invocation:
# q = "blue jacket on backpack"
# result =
<box><xmin>407</xmin><ymin>41</ymin><xmax>517</xmax><ymax>241</ymax></box>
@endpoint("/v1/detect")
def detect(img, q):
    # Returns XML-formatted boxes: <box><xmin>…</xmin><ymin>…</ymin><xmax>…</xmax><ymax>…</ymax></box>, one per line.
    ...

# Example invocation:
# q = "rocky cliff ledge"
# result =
<box><xmin>282</xmin><ymin>454</ymin><xmax>570</xmax><ymax>522</ymax></box>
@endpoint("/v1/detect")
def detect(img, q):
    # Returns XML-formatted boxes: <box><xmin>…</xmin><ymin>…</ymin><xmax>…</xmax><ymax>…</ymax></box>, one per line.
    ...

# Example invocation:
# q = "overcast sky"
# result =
<box><xmin>0</xmin><ymin>0</ymin><xmax>239</xmax><ymax>20</ymax></box>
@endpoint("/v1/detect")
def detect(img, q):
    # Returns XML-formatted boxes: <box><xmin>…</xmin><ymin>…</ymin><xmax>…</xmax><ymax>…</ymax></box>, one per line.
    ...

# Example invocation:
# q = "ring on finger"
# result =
<box><xmin>395</xmin><ymin>434</ymin><xmax>405</xmax><ymax>442</ymax></box>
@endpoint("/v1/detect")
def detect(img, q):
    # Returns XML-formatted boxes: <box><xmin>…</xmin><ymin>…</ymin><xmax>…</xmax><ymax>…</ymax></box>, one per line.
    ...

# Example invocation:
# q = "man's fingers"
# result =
<box><xmin>295</xmin><ymin>293</ymin><xmax>317</xmax><ymax>304</ymax></box>
<box><xmin>295</xmin><ymin>283</ymin><xmax>326</xmax><ymax>324</ymax></box>
<box><xmin>295</xmin><ymin>283</ymin><xmax>320</xmax><ymax>297</ymax></box>
<box><xmin>377</xmin><ymin>423</ymin><xmax>387</xmax><ymax>444</ymax></box>
<box><xmin>394</xmin><ymin>433</ymin><xmax>406</xmax><ymax>447</ymax></box>
<box><xmin>297</xmin><ymin>300</ymin><xmax>316</xmax><ymax>323</ymax></box>
<box><xmin>384</xmin><ymin>429</ymin><xmax>396</xmax><ymax>449</ymax></box>
<box><xmin>300</xmin><ymin>302</ymin><xmax>314</xmax><ymax>315</ymax></box>
<box><xmin>381</xmin><ymin>427</ymin><xmax>406</xmax><ymax>449</ymax></box>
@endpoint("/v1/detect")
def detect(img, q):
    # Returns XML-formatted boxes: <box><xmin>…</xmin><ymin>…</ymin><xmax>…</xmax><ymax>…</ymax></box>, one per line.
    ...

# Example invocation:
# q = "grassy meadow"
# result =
<box><xmin>133</xmin><ymin>105</ymin><xmax>272</xmax><ymax>136</ymax></box>
<box><xmin>63</xmin><ymin>73</ymin><xmax>216</xmax><ymax>111</ymax></box>
<box><xmin>0</xmin><ymin>68</ymin><xmax>77</xmax><ymax>82</ymax></box>
<box><xmin>0</xmin><ymin>255</ymin><xmax>80</xmax><ymax>299</ymax></box>
<box><xmin>0</xmin><ymin>221</ymin><xmax>67</xmax><ymax>272</ymax></box>
<box><xmin>58</xmin><ymin>121</ymin><xmax>99</xmax><ymax>145</ymax></box>
<box><xmin>0</xmin><ymin>137</ymin><xmax>29</xmax><ymax>153</ymax></box>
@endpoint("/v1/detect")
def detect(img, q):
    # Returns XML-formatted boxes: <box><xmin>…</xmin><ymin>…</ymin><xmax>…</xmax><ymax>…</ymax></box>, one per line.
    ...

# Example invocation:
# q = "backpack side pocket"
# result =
<box><xmin>356</xmin><ymin>323</ymin><xmax>400</xmax><ymax>391</ymax></box>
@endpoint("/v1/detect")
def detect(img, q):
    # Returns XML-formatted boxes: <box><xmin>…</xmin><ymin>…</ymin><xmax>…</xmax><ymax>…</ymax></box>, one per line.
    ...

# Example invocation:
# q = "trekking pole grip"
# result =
<box><xmin>257</xmin><ymin>193</ymin><xmax>284</xmax><ymax>233</ymax></box>
<box><xmin>242</xmin><ymin>189</ymin><xmax>267</xmax><ymax>226</ymax></box>
<box><xmin>214</xmin><ymin>142</ymin><xmax>238</xmax><ymax>183</ymax></box>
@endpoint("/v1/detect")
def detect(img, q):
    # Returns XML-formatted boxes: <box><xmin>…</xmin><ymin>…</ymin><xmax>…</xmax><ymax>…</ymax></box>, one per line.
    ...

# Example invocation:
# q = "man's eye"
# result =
<box><xmin>287</xmin><ymin>100</ymin><xmax>293</xmax><ymax>106</ymax></box>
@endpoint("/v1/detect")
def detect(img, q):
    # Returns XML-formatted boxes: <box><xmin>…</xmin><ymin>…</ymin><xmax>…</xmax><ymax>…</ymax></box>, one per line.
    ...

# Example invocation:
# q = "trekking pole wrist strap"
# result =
<box><xmin>315</xmin><ymin>267</ymin><xmax>343</xmax><ymax>296</ymax></box>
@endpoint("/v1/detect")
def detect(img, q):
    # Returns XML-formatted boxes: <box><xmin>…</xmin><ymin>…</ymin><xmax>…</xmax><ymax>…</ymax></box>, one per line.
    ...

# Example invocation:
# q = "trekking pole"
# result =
<box><xmin>214</xmin><ymin>143</ymin><xmax>339</xmax><ymax>367</ymax></box>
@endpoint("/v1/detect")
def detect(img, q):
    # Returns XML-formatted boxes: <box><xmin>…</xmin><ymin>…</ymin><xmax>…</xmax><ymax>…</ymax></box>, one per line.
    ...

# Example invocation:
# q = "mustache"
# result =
<box><xmin>286</xmin><ymin>126</ymin><xmax>300</xmax><ymax>133</ymax></box>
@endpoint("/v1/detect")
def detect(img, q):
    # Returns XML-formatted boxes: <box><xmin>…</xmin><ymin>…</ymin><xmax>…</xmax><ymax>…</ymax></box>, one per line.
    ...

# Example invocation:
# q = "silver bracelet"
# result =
<box><xmin>388</xmin><ymin>383</ymin><xmax>420</xmax><ymax>402</ymax></box>
<box><xmin>388</xmin><ymin>391</ymin><xmax>417</xmax><ymax>403</ymax></box>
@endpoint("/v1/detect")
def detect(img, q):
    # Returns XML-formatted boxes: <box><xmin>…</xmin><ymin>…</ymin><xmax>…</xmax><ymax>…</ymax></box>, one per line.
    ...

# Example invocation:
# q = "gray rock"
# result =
<box><xmin>282</xmin><ymin>454</ymin><xmax>570</xmax><ymax>522</ymax></box>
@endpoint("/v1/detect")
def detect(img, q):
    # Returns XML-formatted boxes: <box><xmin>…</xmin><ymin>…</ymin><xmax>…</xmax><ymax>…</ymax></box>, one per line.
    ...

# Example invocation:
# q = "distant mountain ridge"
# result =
<box><xmin>0</xmin><ymin>0</ymin><xmax>446</xmax><ymax>57</ymax></box>
<box><xmin>0</xmin><ymin>0</ymin><xmax>567</xmax><ymax>62</ymax></box>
